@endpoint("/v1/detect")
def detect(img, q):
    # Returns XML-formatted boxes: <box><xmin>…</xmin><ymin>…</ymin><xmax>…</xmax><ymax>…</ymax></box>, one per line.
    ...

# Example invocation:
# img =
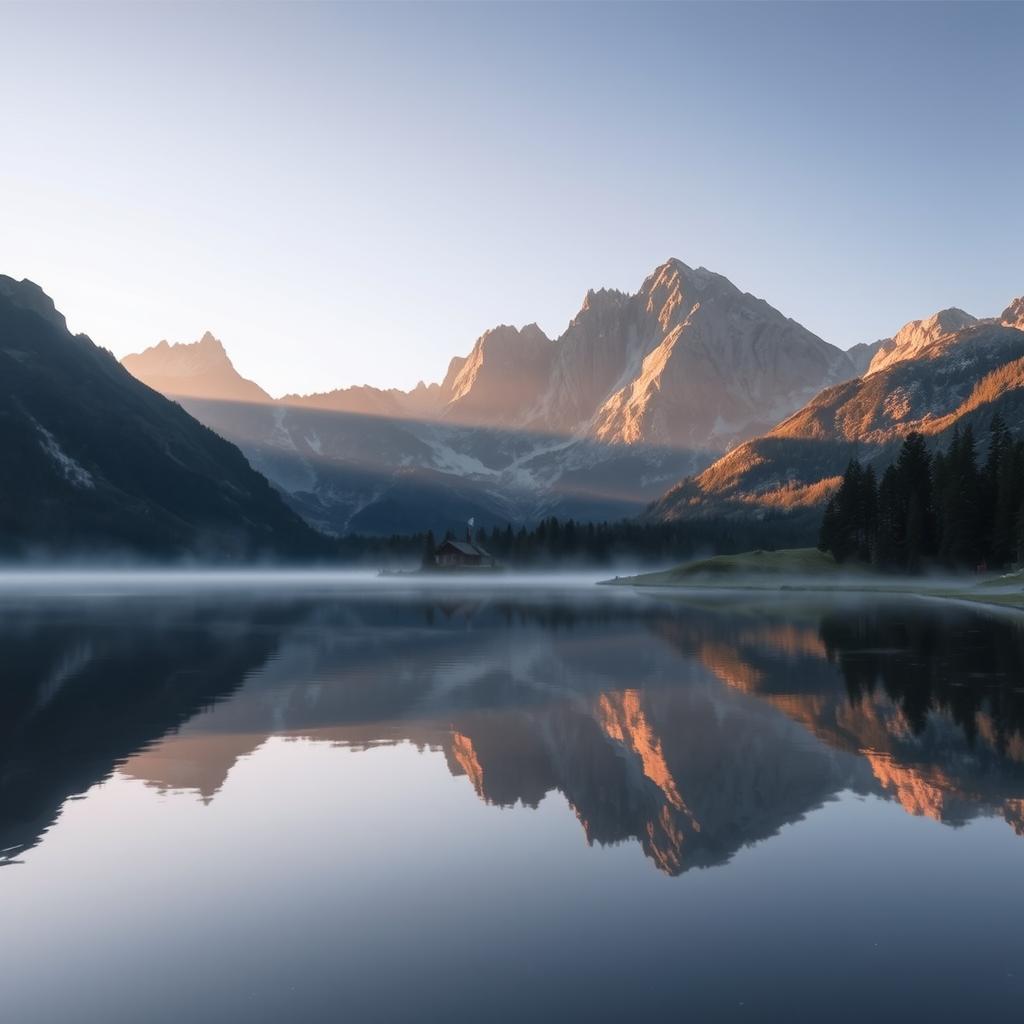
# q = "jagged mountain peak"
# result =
<box><xmin>645</xmin><ymin>257</ymin><xmax>732</xmax><ymax>289</ymax></box>
<box><xmin>441</xmin><ymin>322</ymin><xmax>554</xmax><ymax>425</ymax></box>
<box><xmin>479</xmin><ymin>321</ymin><xmax>550</xmax><ymax>346</ymax></box>
<box><xmin>569</xmin><ymin>259</ymin><xmax>854</xmax><ymax>448</ymax></box>
<box><xmin>151</xmin><ymin>331</ymin><xmax>228</xmax><ymax>361</ymax></box>
<box><xmin>197</xmin><ymin>330</ymin><xmax>225</xmax><ymax>350</ymax></box>
<box><xmin>643</xmin><ymin>258</ymin><xmax>742</xmax><ymax>306</ymax></box>
<box><xmin>1001</xmin><ymin>296</ymin><xmax>1024</xmax><ymax>330</ymax></box>
<box><xmin>0</xmin><ymin>275</ymin><xmax>67</xmax><ymax>331</ymax></box>
<box><xmin>580</xmin><ymin>286</ymin><xmax>629</xmax><ymax>314</ymax></box>
<box><xmin>867</xmin><ymin>306</ymin><xmax>978</xmax><ymax>375</ymax></box>
<box><xmin>122</xmin><ymin>332</ymin><xmax>270</xmax><ymax>404</ymax></box>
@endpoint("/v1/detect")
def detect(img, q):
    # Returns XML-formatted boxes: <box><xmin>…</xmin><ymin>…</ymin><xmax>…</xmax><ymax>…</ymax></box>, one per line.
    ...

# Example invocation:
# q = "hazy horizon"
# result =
<box><xmin>2</xmin><ymin>1</ymin><xmax>1023</xmax><ymax>394</ymax></box>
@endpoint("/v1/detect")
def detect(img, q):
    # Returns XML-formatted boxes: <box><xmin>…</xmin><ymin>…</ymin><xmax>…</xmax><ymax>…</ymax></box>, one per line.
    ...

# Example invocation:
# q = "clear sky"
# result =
<box><xmin>1</xmin><ymin>1</ymin><xmax>1022</xmax><ymax>396</ymax></box>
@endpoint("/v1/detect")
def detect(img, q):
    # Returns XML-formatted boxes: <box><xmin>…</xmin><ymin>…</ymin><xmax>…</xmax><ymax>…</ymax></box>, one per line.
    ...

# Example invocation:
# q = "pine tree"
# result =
<box><xmin>421</xmin><ymin>529</ymin><xmax>436</xmax><ymax>568</ymax></box>
<box><xmin>982</xmin><ymin>413</ymin><xmax>1012</xmax><ymax>563</ymax></box>
<box><xmin>993</xmin><ymin>441</ymin><xmax>1023</xmax><ymax>567</ymax></box>
<box><xmin>859</xmin><ymin>464</ymin><xmax>878</xmax><ymax>562</ymax></box>
<box><xmin>939</xmin><ymin>425</ymin><xmax>981</xmax><ymax>567</ymax></box>
<box><xmin>819</xmin><ymin>496</ymin><xmax>839</xmax><ymax>555</ymax></box>
<box><xmin>820</xmin><ymin>459</ymin><xmax>876</xmax><ymax>564</ymax></box>
<box><xmin>905</xmin><ymin>491</ymin><xmax>926</xmax><ymax>573</ymax></box>
<box><xmin>1017</xmin><ymin>494</ymin><xmax>1024</xmax><ymax>566</ymax></box>
<box><xmin>893</xmin><ymin>432</ymin><xmax>934</xmax><ymax>570</ymax></box>
<box><xmin>874</xmin><ymin>465</ymin><xmax>900</xmax><ymax>568</ymax></box>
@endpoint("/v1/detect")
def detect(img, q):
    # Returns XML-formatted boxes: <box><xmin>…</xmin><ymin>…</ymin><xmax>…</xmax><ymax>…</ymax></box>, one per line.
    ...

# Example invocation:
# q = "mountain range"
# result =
<box><xmin>122</xmin><ymin>258</ymin><xmax>865</xmax><ymax>535</ymax></box>
<box><xmin>5</xmin><ymin>257</ymin><xmax>1021</xmax><ymax>554</ymax></box>
<box><xmin>651</xmin><ymin>294</ymin><xmax>1024</xmax><ymax>527</ymax></box>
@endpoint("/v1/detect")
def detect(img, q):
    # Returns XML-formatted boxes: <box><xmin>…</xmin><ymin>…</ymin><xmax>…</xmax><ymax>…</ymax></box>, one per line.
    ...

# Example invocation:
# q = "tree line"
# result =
<box><xmin>818</xmin><ymin>414</ymin><xmax>1024</xmax><ymax>572</ymax></box>
<box><xmin>820</xmin><ymin>604</ymin><xmax>1024</xmax><ymax>744</ymax></box>
<box><xmin>337</xmin><ymin>513</ymin><xmax>811</xmax><ymax>568</ymax></box>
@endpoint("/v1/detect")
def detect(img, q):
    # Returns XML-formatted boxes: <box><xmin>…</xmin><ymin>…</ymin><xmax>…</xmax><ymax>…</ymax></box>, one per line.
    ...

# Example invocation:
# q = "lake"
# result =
<box><xmin>3</xmin><ymin>576</ymin><xmax>1024</xmax><ymax>1022</ymax></box>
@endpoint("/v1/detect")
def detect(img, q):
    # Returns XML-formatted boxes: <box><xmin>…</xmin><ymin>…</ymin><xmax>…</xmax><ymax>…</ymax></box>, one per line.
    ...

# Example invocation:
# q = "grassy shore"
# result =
<box><xmin>602</xmin><ymin>547</ymin><xmax>1024</xmax><ymax>612</ymax></box>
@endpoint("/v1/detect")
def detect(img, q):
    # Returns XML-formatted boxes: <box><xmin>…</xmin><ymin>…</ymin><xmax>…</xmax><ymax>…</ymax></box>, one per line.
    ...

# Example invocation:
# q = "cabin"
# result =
<box><xmin>433</xmin><ymin>538</ymin><xmax>496</xmax><ymax>569</ymax></box>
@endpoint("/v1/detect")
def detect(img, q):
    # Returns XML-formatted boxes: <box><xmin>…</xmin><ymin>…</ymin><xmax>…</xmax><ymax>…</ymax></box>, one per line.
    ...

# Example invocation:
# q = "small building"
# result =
<box><xmin>433</xmin><ymin>539</ymin><xmax>496</xmax><ymax>569</ymax></box>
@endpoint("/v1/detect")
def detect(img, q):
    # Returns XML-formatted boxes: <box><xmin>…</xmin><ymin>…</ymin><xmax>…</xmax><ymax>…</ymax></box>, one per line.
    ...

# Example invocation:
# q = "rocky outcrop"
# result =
<box><xmin>866</xmin><ymin>307</ymin><xmax>978</xmax><ymax>376</ymax></box>
<box><xmin>1001</xmin><ymin>296</ymin><xmax>1024</xmax><ymax>331</ymax></box>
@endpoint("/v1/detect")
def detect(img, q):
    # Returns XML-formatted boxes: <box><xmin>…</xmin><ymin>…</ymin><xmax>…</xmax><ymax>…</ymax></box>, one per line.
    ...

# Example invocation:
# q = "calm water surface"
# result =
<box><xmin>3</xmin><ymin>579</ymin><xmax>1024</xmax><ymax>1022</ymax></box>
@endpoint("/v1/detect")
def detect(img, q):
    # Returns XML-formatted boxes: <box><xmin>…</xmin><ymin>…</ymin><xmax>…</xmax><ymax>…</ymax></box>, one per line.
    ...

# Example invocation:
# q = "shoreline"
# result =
<box><xmin>602</xmin><ymin>574</ymin><xmax>1024</xmax><ymax>614</ymax></box>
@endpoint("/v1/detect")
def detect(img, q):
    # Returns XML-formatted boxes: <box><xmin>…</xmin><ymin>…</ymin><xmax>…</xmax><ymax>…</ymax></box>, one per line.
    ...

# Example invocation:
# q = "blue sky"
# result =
<box><xmin>1</xmin><ymin>2</ymin><xmax>1022</xmax><ymax>395</ymax></box>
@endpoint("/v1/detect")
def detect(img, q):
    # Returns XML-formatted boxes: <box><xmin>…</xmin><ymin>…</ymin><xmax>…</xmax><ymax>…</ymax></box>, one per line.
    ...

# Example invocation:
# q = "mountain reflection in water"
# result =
<box><xmin>4</xmin><ymin>588</ymin><xmax>1024</xmax><ymax>875</ymax></box>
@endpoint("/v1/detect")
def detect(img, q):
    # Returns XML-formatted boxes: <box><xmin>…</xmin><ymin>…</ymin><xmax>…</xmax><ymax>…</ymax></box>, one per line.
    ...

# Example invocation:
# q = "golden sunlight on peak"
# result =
<box><xmin>449</xmin><ymin>730</ymin><xmax>486</xmax><ymax>800</ymax></box>
<box><xmin>696</xmin><ymin>643</ymin><xmax>764</xmax><ymax>694</ymax></box>
<box><xmin>864</xmin><ymin>751</ymin><xmax>952</xmax><ymax>822</ymax></box>
<box><xmin>646</xmin><ymin>805</ymin><xmax>687</xmax><ymax>875</ymax></box>
<box><xmin>597</xmin><ymin>690</ymin><xmax>691</xmax><ymax>821</ymax></box>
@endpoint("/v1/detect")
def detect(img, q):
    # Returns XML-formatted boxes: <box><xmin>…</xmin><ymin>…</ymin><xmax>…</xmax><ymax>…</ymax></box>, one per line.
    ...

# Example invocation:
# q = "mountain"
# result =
<box><xmin>865</xmin><ymin>307</ymin><xmax>978</xmax><ymax>376</ymax></box>
<box><xmin>845</xmin><ymin>338</ymin><xmax>885</xmax><ymax>376</ymax></box>
<box><xmin>1002</xmin><ymin>296</ymin><xmax>1024</xmax><ymax>331</ymax></box>
<box><xmin>440</xmin><ymin>323</ymin><xmax>554</xmax><ymax>427</ymax></box>
<box><xmin>123</xmin><ymin>258</ymin><xmax>861</xmax><ymax>534</ymax></box>
<box><xmin>650</xmin><ymin>294</ymin><xmax>1024</xmax><ymax>527</ymax></box>
<box><xmin>121</xmin><ymin>332</ymin><xmax>271</xmax><ymax>404</ymax></box>
<box><xmin>0</xmin><ymin>276</ymin><xmax>329</xmax><ymax>558</ymax></box>
<box><xmin>552</xmin><ymin>261</ymin><xmax>856</xmax><ymax>447</ymax></box>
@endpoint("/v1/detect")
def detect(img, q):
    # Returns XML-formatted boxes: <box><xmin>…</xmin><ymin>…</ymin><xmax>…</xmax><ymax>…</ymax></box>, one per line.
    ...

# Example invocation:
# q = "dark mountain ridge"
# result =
<box><xmin>0</xmin><ymin>277</ymin><xmax>330</xmax><ymax>559</ymax></box>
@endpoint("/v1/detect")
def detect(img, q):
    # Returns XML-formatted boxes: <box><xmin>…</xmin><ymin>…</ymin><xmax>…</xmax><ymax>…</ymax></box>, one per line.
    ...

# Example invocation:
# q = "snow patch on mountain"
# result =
<box><xmin>35</xmin><ymin>421</ymin><xmax>94</xmax><ymax>488</ymax></box>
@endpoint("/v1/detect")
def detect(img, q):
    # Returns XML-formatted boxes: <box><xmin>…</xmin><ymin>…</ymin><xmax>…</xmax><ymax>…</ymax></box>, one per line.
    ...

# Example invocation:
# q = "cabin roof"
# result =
<box><xmin>437</xmin><ymin>540</ymin><xmax>491</xmax><ymax>557</ymax></box>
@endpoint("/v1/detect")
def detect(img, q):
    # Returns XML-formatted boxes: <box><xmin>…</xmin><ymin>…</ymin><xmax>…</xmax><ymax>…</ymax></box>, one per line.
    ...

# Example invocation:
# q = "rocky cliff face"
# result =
<box><xmin>866</xmin><ymin>307</ymin><xmax>978</xmax><ymax>376</ymax></box>
<box><xmin>440</xmin><ymin>323</ymin><xmax>554</xmax><ymax>427</ymax></box>
<box><xmin>578</xmin><ymin>261</ymin><xmax>856</xmax><ymax>448</ymax></box>
<box><xmin>649</xmin><ymin>295</ymin><xmax>1024</xmax><ymax>525</ymax></box>
<box><xmin>122</xmin><ymin>258</ymin><xmax>861</xmax><ymax>534</ymax></box>
<box><xmin>1001</xmin><ymin>296</ymin><xmax>1024</xmax><ymax>331</ymax></box>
